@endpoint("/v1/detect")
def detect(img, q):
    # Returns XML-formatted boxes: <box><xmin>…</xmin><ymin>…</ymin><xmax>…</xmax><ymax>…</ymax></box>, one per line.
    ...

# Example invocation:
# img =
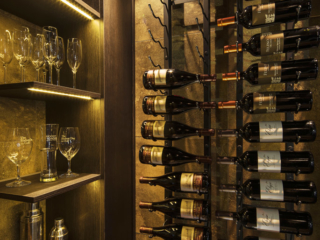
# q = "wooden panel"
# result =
<box><xmin>0</xmin><ymin>173</ymin><xmax>100</xmax><ymax>203</ymax></box>
<box><xmin>0</xmin><ymin>82</ymin><xmax>100</xmax><ymax>101</ymax></box>
<box><xmin>104</xmin><ymin>0</ymin><xmax>134</xmax><ymax>239</ymax></box>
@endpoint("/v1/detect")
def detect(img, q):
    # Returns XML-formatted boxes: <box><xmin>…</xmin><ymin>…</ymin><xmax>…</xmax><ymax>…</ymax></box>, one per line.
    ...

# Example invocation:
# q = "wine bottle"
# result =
<box><xmin>217</xmin><ymin>0</ymin><xmax>311</xmax><ymax>29</ymax></box>
<box><xmin>142</xmin><ymin>95</ymin><xmax>216</xmax><ymax>115</ymax></box>
<box><xmin>139</xmin><ymin>172</ymin><xmax>209</xmax><ymax>194</ymax></box>
<box><xmin>140</xmin><ymin>224</ymin><xmax>210</xmax><ymax>240</ymax></box>
<box><xmin>143</xmin><ymin>69</ymin><xmax>216</xmax><ymax>90</ymax></box>
<box><xmin>217</xmin><ymin>150</ymin><xmax>314</xmax><ymax>174</ymax></box>
<box><xmin>218</xmin><ymin>90</ymin><xmax>312</xmax><ymax>114</ymax></box>
<box><xmin>222</xmin><ymin>58</ymin><xmax>318</xmax><ymax>85</ymax></box>
<box><xmin>220</xmin><ymin>179</ymin><xmax>317</xmax><ymax>204</ymax></box>
<box><xmin>139</xmin><ymin>198</ymin><xmax>209</xmax><ymax>221</ymax></box>
<box><xmin>224</xmin><ymin>26</ymin><xmax>320</xmax><ymax>56</ymax></box>
<box><xmin>218</xmin><ymin>120</ymin><xmax>316</xmax><ymax>143</ymax></box>
<box><xmin>244</xmin><ymin>237</ymin><xmax>284</xmax><ymax>240</ymax></box>
<box><xmin>139</xmin><ymin>145</ymin><xmax>212</xmax><ymax>166</ymax></box>
<box><xmin>216</xmin><ymin>207</ymin><xmax>313</xmax><ymax>235</ymax></box>
<box><xmin>141</xmin><ymin>120</ymin><xmax>215</xmax><ymax>141</ymax></box>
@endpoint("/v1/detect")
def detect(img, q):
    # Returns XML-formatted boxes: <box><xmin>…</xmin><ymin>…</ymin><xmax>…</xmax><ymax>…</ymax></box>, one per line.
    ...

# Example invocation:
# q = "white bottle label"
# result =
<box><xmin>180</xmin><ymin>199</ymin><xmax>194</xmax><ymax>219</ymax></box>
<box><xmin>154</xmin><ymin>69</ymin><xmax>168</xmax><ymax>85</ymax></box>
<box><xmin>256</xmin><ymin>208</ymin><xmax>280</xmax><ymax>232</ymax></box>
<box><xmin>180</xmin><ymin>173</ymin><xmax>194</xmax><ymax>192</ymax></box>
<box><xmin>154</xmin><ymin>96</ymin><xmax>167</xmax><ymax>113</ymax></box>
<box><xmin>150</xmin><ymin>147</ymin><xmax>163</xmax><ymax>165</ymax></box>
<box><xmin>260</xmin><ymin>179</ymin><xmax>284</xmax><ymax>201</ymax></box>
<box><xmin>258</xmin><ymin>151</ymin><xmax>281</xmax><ymax>173</ymax></box>
<box><xmin>152</xmin><ymin>121</ymin><xmax>166</xmax><ymax>138</ymax></box>
<box><xmin>259</xmin><ymin>121</ymin><xmax>283</xmax><ymax>142</ymax></box>
<box><xmin>181</xmin><ymin>226</ymin><xmax>195</xmax><ymax>240</ymax></box>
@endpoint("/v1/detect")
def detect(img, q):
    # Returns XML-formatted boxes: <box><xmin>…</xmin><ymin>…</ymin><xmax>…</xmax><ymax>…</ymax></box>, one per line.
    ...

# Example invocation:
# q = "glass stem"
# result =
<box><xmin>36</xmin><ymin>69</ymin><xmax>40</xmax><ymax>82</ymax></box>
<box><xmin>43</xmin><ymin>71</ymin><xmax>47</xmax><ymax>83</ymax></box>
<box><xmin>3</xmin><ymin>64</ymin><xmax>7</xmax><ymax>84</ymax></box>
<box><xmin>67</xmin><ymin>159</ymin><xmax>72</xmax><ymax>175</ymax></box>
<box><xmin>73</xmin><ymin>71</ymin><xmax>76</xmax><ymax>88</ymax></box>
<box><xmin>49</xmin><ymin>63</ymin><xmax>53</xmax><ymax>84</ymax></box>
<box><xmin>20</xmin><ymin>65</ymin><xmax>23</xmax><ymax>83</ymax></box>
<box><xmin>17</xmin><ymin>165</ymin><xmax>21</xmax><ymax>181</ymax></box>
<box><xmin>56</xmin><ymin>69</ymin><xmax>60</xmax><ymax>86</ymax></box>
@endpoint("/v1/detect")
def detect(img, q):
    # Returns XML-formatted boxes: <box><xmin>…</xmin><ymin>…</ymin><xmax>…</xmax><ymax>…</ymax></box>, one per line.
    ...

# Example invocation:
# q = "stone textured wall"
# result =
<box><xmin>135</xmin><ymin>0</ymin><xmax>320</xmax><ymax>240</ymax></box>
<box><xmin>0</xmin><ymin>9</ymin><xmax>46</xmax><ymax>240</ymax></box>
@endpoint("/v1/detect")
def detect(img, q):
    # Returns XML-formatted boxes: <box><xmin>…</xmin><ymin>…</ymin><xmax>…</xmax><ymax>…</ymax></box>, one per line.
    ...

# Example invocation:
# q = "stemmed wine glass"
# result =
<box><xmin>54</xmin><ymin>36</ymin><xmax>65</xmax><ymax>85</ymax></box>
<box><xmin>42</xmin><ymin>60</ymin><xmax>48</xmax><ymax>83</ymax></box>
<box><xmin>0</xmin><ymin>29</ymin><xmax>13</xmax><ymax>84</ymax></box>
<box><xmin>5</xmin><ymin>128</ymin><xmax>33</xmax><ymax>187</ymax></box>
<box><xmin>42</xmin><ymin>26</ymin><xmax>58</xmax><ymax>84</ymax></box>
<box><xmin>31</xmin><ymin>34</ymin><xmax>45</xmax><ymax>82</ymax></box>
<box><xmin>67</xmin><ymin>38</ymin><xmax>82</xmax><ymax>88</ymax></box>
<box><xmin>58</xmin><ymin>127</ymin><xmax>80</xmax><ymax>178</ymax></box>
<box><xmin>13</xmin><ymin>29</ymin><xmax>31</xmax><ymax>82</ymax></box>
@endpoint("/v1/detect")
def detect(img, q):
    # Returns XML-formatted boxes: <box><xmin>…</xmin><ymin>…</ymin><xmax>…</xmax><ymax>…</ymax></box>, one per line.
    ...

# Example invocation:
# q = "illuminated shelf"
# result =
<box><xmin>0</xmin><ymin>173</ymin><xmax>101</xmax><ymax>203</ymax></box>
<box><xmin>0</xmin><ymin>82</ymin><xmax>101</xmax><ymax>101</ymax></box>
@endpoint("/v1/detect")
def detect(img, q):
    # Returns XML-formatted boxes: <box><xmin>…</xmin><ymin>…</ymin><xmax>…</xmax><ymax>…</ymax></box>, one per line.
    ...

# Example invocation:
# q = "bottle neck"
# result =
<box><xmin>140</xmin><ymin>227</ymin><xmax>153</xmax><ymax>234</ymax></box>
<box><xmin>215</xmin><ymin>211</ymin><xmax>238</xmax><ymax>221</ymax></box>
<box><xmin>139</xmin><ymin>202</ymin><xmax>153</xmax><ymax>209</ymax></box>
<box><xmin>217</xmin><ymin>129</ymin><xmax>238</xmax><ymax>138</ymax></box>
<box><xmin>198</xmin><ymin>101</ymin><xmax>216</xmax><ymax>109</ymax></box>
<box><xmin>217</xmin><ymin>16</ymin><xmax>236</xmax><ymax>27</ymax></box>
<box><xmin>216</xmin><ymin>156</ymin><xmax>238</xmax><ymax>164</ymax></box>
<box><xmin>195</xmin><ymin>156</ymin><xmax>213</xmax><ymax>164</ymax></box>
<box><xmin>219</xmin><ymin>184</ymin><xmax>239</xmax><ymax>193</ymax></box>
<box><xmin>198</xmin><ymin>129</ymin><xmax>215</xmax><ymax>137</ymax></box>
<box><xmin>218</xmin><ymin>101</ymin><xmax>238</xmax><ymax>109</ymax></box>
<box><xmin>222</xmin><ymin>72</ymin><xmax>245</xmax><ymax>82</ymax></box>
<box><xmin>199</xmin><ymin>74</ymin><xmax>216</xmax><ymax>82</ymax></box>
<box><xmin>224</xmin><ymin>43</ymin><xmax>243</xmax><ymax>54</ymax></box>
<box><xmin>139</xmin><ymin>177</ymin><xmax>157</xmax><ymax>185</ymax></box>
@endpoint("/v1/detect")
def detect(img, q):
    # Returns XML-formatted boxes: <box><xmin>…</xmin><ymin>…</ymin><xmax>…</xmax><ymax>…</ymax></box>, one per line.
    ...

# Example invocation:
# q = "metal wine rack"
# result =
<box><xmin>146</xmin><ymin>0</ymin><xmax>211</xmax><ymax>233</ymax></box>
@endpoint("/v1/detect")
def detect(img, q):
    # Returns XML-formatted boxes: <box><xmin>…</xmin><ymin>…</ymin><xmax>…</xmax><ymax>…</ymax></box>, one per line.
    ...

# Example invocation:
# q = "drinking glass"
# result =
<box><xmin>67</xmin><ymin>38</ymin><xmax>82</xmax><ymax>88</ymax></box>
<box><xmin>31</xmin><ymin>34</ymin><xmax>45</xmax><ymax>82</ymax></box>
<box><xmin>0</xmin><ymin>30</ymin><xmax>13</xmax><ymax>84</ymax></box>
<box><xmin>58</xmin><ymin>127</ymin><xmax>80</xmax><ymax>178</ymax></box>
<box><xmin>39</xmin><ymin>124</ymin><xmax>59</xmax><ymax>182</ymax></box>
<box><xmin>13</xmin><ymin>29</ymin><xmax>30</xmax><ymax>82</ymax></box>
<box><xmin>42</xmin><ymin>26</ymin><xmax>58</xmax><ymax>84</ymax></box>
<box><xmin>5</xmin><ymin>128</ymin><xmax>33</xmax><ymax>187</ymax></box>
<box><xmin>42</xmin><ymin>60</ymin><xmax>48</xmax><ymax>83</ymax></box>
<box><xmin>54</xmin><ymin>37</ymin><xmax>65</xmax><ymax>85</ymax></box>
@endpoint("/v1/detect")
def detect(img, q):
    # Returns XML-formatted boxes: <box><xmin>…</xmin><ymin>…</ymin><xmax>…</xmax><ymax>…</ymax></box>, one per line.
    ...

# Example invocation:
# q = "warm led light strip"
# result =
<box><xmin>60</xmin><ymin>0</ymin><xmax>94</xmax><ymax>20</ymax></box>
<box><xmin>28</xmin><ymin>88</ymin><xmax>93</xmax><ymax>100</ymax></box>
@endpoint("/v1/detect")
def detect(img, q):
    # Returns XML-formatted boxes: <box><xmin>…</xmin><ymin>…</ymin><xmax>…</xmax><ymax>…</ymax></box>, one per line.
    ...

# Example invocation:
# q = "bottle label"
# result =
<box><xmin>180</xmin><ymin>173</ymin><xmax>194</xmax><ymax>192</ymax></box>
<box><xmin>258</xmin><ymin>151</ymin><xmax>281</xmax><ymax>173</ymax></box>
<box><xmin>150</xmin><ymin>147</ymin><xmax>163</xmax><ymax>165</ymax></box>
<box><xmin>259</xmin><ymin>121</ymin><xmax>283</xmax><ymax>142</ymax></box>
<box><xmin>260</xmin><ymin>32</ymin><xmax>284</xmax><ymax>56</ymax></box>
<box><xmin>152</xmin><ymin>121</ymin><xmax>166</xmax><ymax>138</ymax></box>
<box><xmin>154</xmin><ymin>96</ymin><xmax>167</xmax><ymax>113</ymax></box>
<box><xmin>258</xmin><ymin>62</ymin><xmax>282</xmax><ymax>84</ymax></box>
<box><xmin>252</xmin><ymin>3</ymin><xmax>275</xmax><ymax>26</ymax></box>
<box><xmin>256</xmin><ymin>208</ymin><xmax>280</xmax><ymax>232</ymax></box>
<box><xmin>154</xmin><ymin>69</ymin><xmax>168</xmax><ymax>86</ymax></box>
<box><xmin>180</xmin><ymin>199</ymin><xmax>195</xmax><ymax>219</ymax></box>
<box><xmin>181</xmin><ymin>226</ymin><xmax>195</xmax><ymax>240</ymax></box>
<box><xmin>253</xmin><ymin>92</ymin><xmax>277</xmax><ymax>113</ymax></box>
<box><xmin>260</xmin><ymin>179</ymin><xmax>284</xmax><ymax>201</ymax></box>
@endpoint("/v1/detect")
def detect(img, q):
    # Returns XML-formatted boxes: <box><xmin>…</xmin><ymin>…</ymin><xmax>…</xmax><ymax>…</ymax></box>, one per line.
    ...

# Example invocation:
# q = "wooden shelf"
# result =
<box><xmin>0</xmin><ymin>173</ymin><xmax>101</xmax><ymax>203</ymax></box>
<box><xmin>0</xmin><ymin>82</ymin><xmax>101</xmax><ymax>101</ymax></box>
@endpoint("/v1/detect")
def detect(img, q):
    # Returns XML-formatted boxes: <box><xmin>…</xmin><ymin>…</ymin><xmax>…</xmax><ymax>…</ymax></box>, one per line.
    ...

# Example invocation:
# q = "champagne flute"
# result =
<box><xmin>0</xmin><ymin>29</ymin><xmax>13</xmax><ymax>84</ymax></box>
<box><xmin>58</xmin><ymin>127</ymin><xmax>80</xmax><ymax>178</ymax></box>
<box><xmin>13</xmin><ymin>29</ymin><xmax>30</xmax><ymax>82</ymax></box>
<box><xmin>42</xmin><ymin>26</ymin><xmax>58</xmax><ymax>84</ymax></box>
<box><xmin>5</xmin><ymin>128</ymin><xmax>33</xmax><ymax>187</ymax></box>
<box><xmin>54</xmin><ymin>36</ymin><xmax>65</xmax><ymax>85</ymax></box>
<box><xmin>67</xmin><ymin>38</ymin><xmax>82</xmax><ymax>88</ymax></box>
<box><xmin>42</xmin><ymin>60</ymin><xmax>48</xmax><ymax>83</ymax></box>
<box><xmin>31</xmin><ymin>34</ymin><xmax>45</xmax><ymax>82</ymax></box>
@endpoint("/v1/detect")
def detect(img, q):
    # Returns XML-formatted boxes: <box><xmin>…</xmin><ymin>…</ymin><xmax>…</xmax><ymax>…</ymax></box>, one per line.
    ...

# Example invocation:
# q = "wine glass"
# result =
<box><xmin>67</xmin><ymin>38</ymin><xmax>82</xmax><ymax>88</ymax></box>
<box><xmin>54</xmin><ymin>36</ymin><xmax>65</xmax><ymax>85</ymax></box>
<box><xmin>31</xmin><ymin>34</ymin><xmax>45</xmax><ymax>82</ymax></box>
<box><xmin>13</xmin><ymin>29</ymin><xmax>31</xmax><ymax>82</ymax></box>
<box><xmin>0</xmin><ymin>29</ymin><xmax>13</xmax><ymax>84</ymax></box>
<box><xmin>42</xmin><ymin>60</ymin><xmax>48</xmax><ymax>83</ymax></box>
<box><xmin>42</xmin><ymin>26</ymin><xmax>58</xmax><ymax>84</ymax></box>
<box><xmin>58</xmin><ymin>127</ymin><xmax>80</xmax><ymax>178</ymax></box>
<box><xmin>5</xmin><ymin>128</ymin><xmax>33</xmax><ymax>187</ymax></box>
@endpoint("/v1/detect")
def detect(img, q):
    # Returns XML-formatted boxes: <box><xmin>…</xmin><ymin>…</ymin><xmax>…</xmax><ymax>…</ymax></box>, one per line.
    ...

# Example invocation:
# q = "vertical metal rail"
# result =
<box><xmin>236</xmin><ymin>0</ymin><xmax>243</xmax><ymax>240</ymax></box>
<box><xmin>203</xmin><ymin>0</ymin><xmax>211</xmax><ymax>230</ymax></box>
<box><xmin>164</xmin><ymin>0</ymin><xmax>173</xmax><ymax>225</ymax></box>
<box><xmin>285</xmin><ymin>20</ymin><xmax>295</xmax><ymax>240</ymax></box>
